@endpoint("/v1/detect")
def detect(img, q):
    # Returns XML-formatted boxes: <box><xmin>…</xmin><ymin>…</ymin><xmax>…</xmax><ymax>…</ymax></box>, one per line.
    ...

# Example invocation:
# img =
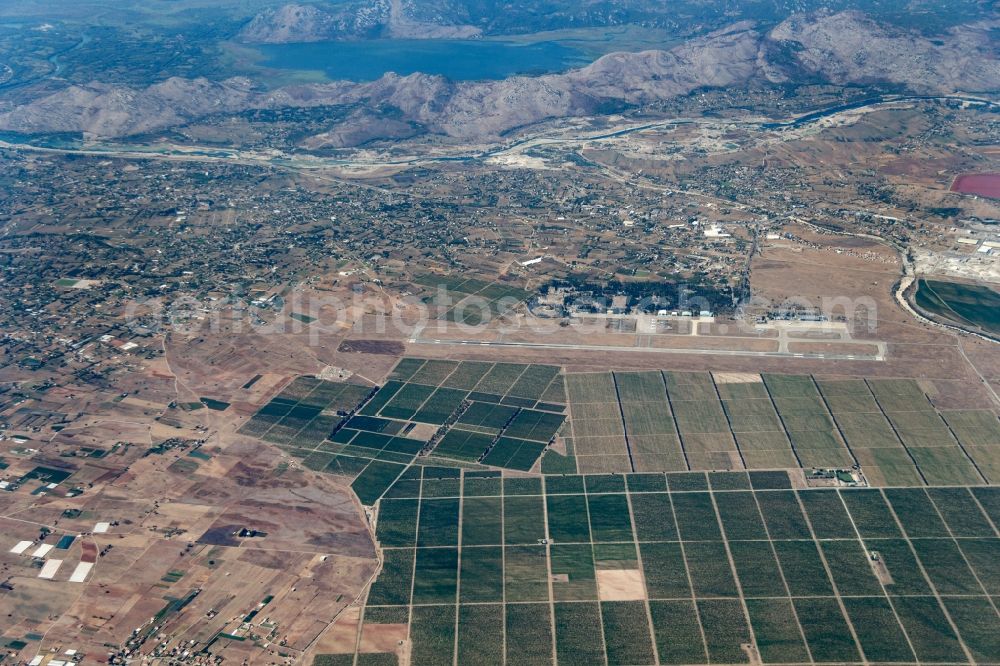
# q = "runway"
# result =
<box><xmin>408</xmin><ymin>337</ymin><xmax>886</xmax><ymax>362</ymax></box>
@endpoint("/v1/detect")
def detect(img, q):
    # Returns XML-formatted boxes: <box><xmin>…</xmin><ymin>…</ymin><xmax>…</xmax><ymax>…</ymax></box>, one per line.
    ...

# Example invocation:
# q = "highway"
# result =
<box><xmin>2</xmin><ymin>94</ymin><xmax>993</xmax><ymax>174</ymax></box>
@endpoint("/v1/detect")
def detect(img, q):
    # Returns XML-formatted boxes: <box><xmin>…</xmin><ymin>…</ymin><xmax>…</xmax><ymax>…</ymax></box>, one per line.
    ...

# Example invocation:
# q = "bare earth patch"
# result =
<box><xmin>597</xmin><ymin>568</ymin><xmax>647</xmax><ymax>601</ymax></box>
<box><xmin>406</xmin><ymin>423</ymin><xmax>438</xmax><ymax>440</ymax></box>
<box><xmin>712</xmin><ymin>372</ymin><xmax>762</xmax><ymax>384</ymax></box>
<box><xmin>313</xmin><ymin>605</ymin><xmax>361</xmax><ymax>656</ymax></box>
<box><xmin>359</xmin><ymin>623</ymin><xmax>408</xmax><ymax>654</ymax></box>
<box><xmin>338</xmin><ymin>339</ymin><xmax>407</xmax><ymax>355</ymax></box>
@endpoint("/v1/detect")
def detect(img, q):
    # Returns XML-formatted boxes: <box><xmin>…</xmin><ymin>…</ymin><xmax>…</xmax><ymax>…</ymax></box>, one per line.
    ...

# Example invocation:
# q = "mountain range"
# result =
<box><xmin>238</xmin><ymin>1</ymin><xmax>484</xmax><ymax>42</ymax></box>
<box><xmin>1</xmin><ymin>11</ymin><xmax>996</xmax><ymax>144</ymax></box>
<box><xmin>234</xmin><ymin>0</ymin><xmax>995</xmax><ymax>43</ymax></box>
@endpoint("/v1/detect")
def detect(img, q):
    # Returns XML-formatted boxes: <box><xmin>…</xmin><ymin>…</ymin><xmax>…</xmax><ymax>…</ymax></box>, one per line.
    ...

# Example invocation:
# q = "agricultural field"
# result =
<box><xmin>412</xmin><ymin>274</ymin><xmax>533</xmax><ymax>325</ymax></box>
<box><xmin>231</xmin><ymin>362</ymin><xmax>1000</xmax><ymax>665</ymax></box>
<box><xmin>322</xmin><ymin>468</ymin><xmax>1000</xmax><ymax>665</ymax></box>
<box><xmin>243</xmin><ymin>364</ymin><xmax>1000</xmax><ymax>514</ymax></box>
<box><xmin>237</xmin><ymin>376</ymin><xmax>373</xmax><ymax>448</ymax></box>
<box><xmin>565</xmin><ymin>372</ymin><xmax>631</xmax><ymax>474</ymax></box>
<box><xmin>252</xmin><ymin>359</ymin><xmax>567</xmax><ymax>506</ymax></box>
<box><xmin>561</xmin><ymin>370</ymin><xmax>999</xmax><ymax>487</ymax></box>
<box><xmin>374</xmin><ymin>359</ymin><xmax>565</xmax><ymax>473</ymax></box>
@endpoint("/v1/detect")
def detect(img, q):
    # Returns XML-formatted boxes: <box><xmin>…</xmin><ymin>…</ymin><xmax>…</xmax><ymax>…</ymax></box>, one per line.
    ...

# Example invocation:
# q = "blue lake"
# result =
<box><xmin>257</xmin><ymin>39</ymin><xmax>592</xmax><ymax>82</ymax></box>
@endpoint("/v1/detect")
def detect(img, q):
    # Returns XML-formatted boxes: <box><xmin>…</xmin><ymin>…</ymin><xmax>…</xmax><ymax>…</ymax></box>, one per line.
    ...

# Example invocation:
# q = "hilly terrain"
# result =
<box><xmin>236</xmin><ymin>0</ymin><xmax>996</xmax><ymax>42</ymax></box>
<box><xmin>1</xmin><ymin>11</ymin><xmax>997</xmax><ymax>144</ymax></box>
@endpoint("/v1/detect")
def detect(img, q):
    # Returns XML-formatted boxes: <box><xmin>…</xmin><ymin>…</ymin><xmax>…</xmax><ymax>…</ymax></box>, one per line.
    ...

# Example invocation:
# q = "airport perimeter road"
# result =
<box><xmin>409</xmin><ymin>337</ymin><xmax>886</xmax><ymax>362</ymax></box>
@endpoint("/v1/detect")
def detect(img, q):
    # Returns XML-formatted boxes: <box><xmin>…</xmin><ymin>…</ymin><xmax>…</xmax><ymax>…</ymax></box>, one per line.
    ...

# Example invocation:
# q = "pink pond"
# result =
<box><xmin>951</xmin><ymin>174</ymin><xmax>1000</xmax><ymax>200</ymax></box>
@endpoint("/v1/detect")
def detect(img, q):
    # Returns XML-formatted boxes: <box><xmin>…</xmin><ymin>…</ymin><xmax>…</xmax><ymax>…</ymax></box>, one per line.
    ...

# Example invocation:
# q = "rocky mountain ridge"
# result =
<box><xmin>238</xmin><ymin>0</ymin><xmax>481</xmax><ymax>43</ymax></box>
<box><xmin>1</xmin><ymin>12</ymin><xmax>996</xmax><ymax>143</ymax></box>
<box><xmin>235</xmin><ymin>0</ymin><xmax>993</xmax><ymax>44</ymax></box>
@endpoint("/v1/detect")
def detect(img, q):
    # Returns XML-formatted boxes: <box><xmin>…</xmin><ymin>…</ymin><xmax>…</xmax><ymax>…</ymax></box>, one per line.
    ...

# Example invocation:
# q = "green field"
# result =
<box><xmin>413</xmin><ymin>273</ymin><xmax>533</xmax><ymax>325</ymax></box>
<box><xmin>237</xmin><ymin>376</ymin><xmax>371</xmax><ymax>447</ymax></box>
<box><xmin>915</xmin><ymin>279</ymin><xmax>1000</xmax><ymax>335</ymax></box>
<box><xmin>340</xmin><ymin>467</ymin><xmax>1000</xmax><ymax>665</ymax></box>
<box><xmin>244</xmin><ymin>362</ymin><xmax>1000</xmax><ymax>665</ymax></box>
<box><xmin>281</xmin><ymin>359</ymin><xmax>572</xmax><ymax>484</ymax></box>
<box><xmin>560</xmin><ymin>367</ymin><xmax>995</xmax><ymax>484</ymax></box>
